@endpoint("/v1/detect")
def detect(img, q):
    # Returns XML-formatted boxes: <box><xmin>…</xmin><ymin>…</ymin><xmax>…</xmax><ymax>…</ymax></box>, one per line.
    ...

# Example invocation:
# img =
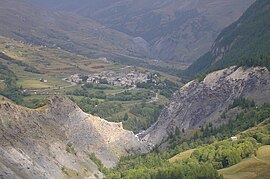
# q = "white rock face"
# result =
<box><xmin>0</xmin><ymin>96</ymin><xmax>142</xmax><ymax>178</ymax></box>
<box><xmin>141</xmin><ymin>66</ymin><xmax>270</xmax><ymax>147</ymax></box>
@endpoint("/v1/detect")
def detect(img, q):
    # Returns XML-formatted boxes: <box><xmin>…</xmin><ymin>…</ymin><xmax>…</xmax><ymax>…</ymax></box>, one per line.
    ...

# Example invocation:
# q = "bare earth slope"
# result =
<box><xmin>0</xmin><ymin>96</ymin><xmax>142</xmax><ymax>178</ymax></box>
<box><xmin>141</xmin><ymin>66</ymin><xmax>270</xmax><ymax>147</ymax></box>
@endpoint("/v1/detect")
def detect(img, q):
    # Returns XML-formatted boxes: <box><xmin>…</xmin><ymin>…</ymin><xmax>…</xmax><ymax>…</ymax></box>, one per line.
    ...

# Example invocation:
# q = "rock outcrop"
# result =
<box><xmin>141</xmin><ymin>66</ymin><xmax>270</xmax><ymax>147</ymax></box>
<box><xmin>0</xmin><ymin>96</ymin><xmax>142</xmax><ymax>178</ymax></box>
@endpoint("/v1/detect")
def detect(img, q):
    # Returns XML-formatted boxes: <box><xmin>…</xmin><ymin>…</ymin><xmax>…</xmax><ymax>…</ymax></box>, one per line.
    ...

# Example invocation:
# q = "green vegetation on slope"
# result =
<box><xmin>63</xmin><ymin>74</ymin><xmax>179</xmax><ymax>132</ymax></box>
<box><xmin>104</xmin><ymin>101</ymin><xmax>270</xmax><ymax>179</ymax></box>
<box><xmin>0</xmin><ymin>52</ymin><xmax>41</xmax><ymax>74</ymax></box>
<box><xmin>70</xmin><ymin>86</ymin><xmax>165</xmax><ymax>133</ymax></box>
<box><xmin>183</xmin><ymin>0</ymin><xmax>270</xmax><ymax>78</ymax></box>
<box><xmin>165</xmin><ymin>98</ymin><xmax>268</xmax><ymax>151</ymax></box>
<box><xmin>106</xmin><ymin>157</ymin><xmax>220</xmax><ymax>179</ymax></box>
<box><xmin>218</xmin><ymin>120</ymin><xmax>270</xmax><ymax>179</ymax></box>
<box><xmin>0</xmin><ymin>61</ymin><xmax>22</xmax><ymax>103</ymax></box>
<box><xmin>192</xmin><ymin>138</ymin><xmax>257</xmax><ymax>169</ymax></box>
<box><xmin>219</xmin><ymin>145</ymin><xmax>270</xmax><ymax>179</ymax></box>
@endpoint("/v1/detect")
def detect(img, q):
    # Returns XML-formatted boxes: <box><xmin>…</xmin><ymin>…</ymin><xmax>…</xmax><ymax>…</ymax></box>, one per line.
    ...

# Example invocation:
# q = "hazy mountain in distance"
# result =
<box><xmin>0</xmin><ymin>0</ymin><xmax>150</xmax><ymax>60</ymax></box>
<box><xmin>28</xmin><ymin>0</ymin><xmax>255</xmax><ymax>63</ymax></box>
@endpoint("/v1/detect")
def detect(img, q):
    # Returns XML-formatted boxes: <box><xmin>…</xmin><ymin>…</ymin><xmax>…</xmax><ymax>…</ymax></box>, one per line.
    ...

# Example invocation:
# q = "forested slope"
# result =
<box><xmin>184</xmin><ymin>0</ymin><xmax>270</xmax><ymax>78</ymax></box>
<box><xmin>105</xmin><ymin>101</ymin><xmax>270</xmax><ymax>179</ymax></box>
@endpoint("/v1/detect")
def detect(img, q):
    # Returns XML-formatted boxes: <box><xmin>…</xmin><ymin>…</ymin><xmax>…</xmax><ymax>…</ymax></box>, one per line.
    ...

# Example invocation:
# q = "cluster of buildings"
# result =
<box><xmin>69</xmin><ymin>70</ymin><xmax>151</xmax><ymax>87</ymax></box>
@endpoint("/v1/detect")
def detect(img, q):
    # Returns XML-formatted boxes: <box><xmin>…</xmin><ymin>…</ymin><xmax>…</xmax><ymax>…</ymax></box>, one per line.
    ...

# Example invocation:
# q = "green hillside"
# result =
<box><xmin>218</xmin><ymin>119</ymin><xmax>270</xmax><ymax>179</ymax></box>
<box><xmin>0</xmin><ymin>61</ymin><xmax>22</xmax><ymax>103</ymax></box>
<box><xmin>167</xmin><ymin>118</ymin><xmax>270</xmax><ymax>179</ymax></box>
<box><xmin>184</xmin><ymin>0</ymin><xmax>270</xmax><ymax>78</ymax></box>
<box><xmin>104</xmin><ymin>101</ymin><xmax>270</xmax><ymax>179</ymax></box>
<box><xmin>219</xmin><ymin>145</ymin><xmax>270</xmax><ymax>179</ymax></box>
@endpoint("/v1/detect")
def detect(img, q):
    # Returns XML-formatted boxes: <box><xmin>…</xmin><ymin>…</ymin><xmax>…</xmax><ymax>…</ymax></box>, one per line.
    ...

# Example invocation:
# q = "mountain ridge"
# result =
<box><xmin>184</xmin><ymin>0</ymin><xmax>270</xmax><ymax>77</ymax></box>
<box><xmin>27</xmin><ymin>0</ymin><xmax>255</xmax><ymax>63</ymax></box>
<box><xmin>0</xmin><ymin>0</ymin><xmax>150</xmax><ymax>61</ymax></box>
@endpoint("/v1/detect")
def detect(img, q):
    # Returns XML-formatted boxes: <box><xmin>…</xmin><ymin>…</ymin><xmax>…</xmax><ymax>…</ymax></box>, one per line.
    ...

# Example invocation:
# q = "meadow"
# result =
<box><xmin>219</xmin><ymin>145</ymin><xmax>270</xmax><ymax>179</ymax></box>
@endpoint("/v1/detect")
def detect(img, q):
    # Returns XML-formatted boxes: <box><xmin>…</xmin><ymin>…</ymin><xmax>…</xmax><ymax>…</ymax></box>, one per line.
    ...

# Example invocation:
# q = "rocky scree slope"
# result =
<box><xmin>141</xmin><ymin>66</ymin><xmax>270</xmax><ymax>147</ymax></box>
<box><xmin>0</xmin><ymin>96</ymin><xmax>142</xmax><ymax>179</ymax></box>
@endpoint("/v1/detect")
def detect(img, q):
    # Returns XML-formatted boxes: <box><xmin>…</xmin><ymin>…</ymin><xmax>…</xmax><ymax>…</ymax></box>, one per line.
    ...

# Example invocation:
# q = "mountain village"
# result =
<box><xmin>69</xmin><ymin>70</ymin><xmax>158</xmax><ymax>87</ymax></box>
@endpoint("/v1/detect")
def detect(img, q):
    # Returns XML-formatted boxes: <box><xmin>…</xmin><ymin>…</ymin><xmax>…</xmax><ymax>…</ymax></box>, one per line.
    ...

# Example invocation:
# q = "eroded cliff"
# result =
<box><xmin>0</xmin><ymin>96</ymin><xmax>142</xmax><ymax>178</ymax></box>
<box><xmin>141</xmin><ymin>66</ymin><xmax>270</xmax><ymax>146</ymax></box>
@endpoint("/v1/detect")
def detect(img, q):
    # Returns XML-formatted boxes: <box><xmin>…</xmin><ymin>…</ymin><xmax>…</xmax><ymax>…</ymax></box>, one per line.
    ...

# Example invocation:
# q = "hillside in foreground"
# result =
<box><xmin>219</xmin><ymin>145</ymin><xmax>270</xmax><ymax>179</ymax></box>
<box><xmin>0</xmin><ymin>96</ymin><xmax>143</xmax><ymax>178</ymax></box>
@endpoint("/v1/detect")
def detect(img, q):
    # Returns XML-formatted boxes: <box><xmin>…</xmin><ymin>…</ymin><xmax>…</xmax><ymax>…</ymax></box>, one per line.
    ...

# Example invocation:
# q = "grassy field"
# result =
<box><xmin>257</xmin><ymin>145</ymin><xmax>270</xmax><ymax>163</ymax></box>
<box><xmin>17</xmin><ymin>80</ymin><xmax>52</xmax><ymax>89</ymax></box>
<box><xmin>218</xmin><ymin>145</ymin><xmax>270</xmax><ymax>179</ymax></box>
<box><xmin>1</xmin><ymin>60</ymin><xmax>70</xmax><ymax>89</ymax></box>
<box><xmin>168</xmin><ymin>149</ymin><xmax>195</xmax><ymax>163</ymax></box>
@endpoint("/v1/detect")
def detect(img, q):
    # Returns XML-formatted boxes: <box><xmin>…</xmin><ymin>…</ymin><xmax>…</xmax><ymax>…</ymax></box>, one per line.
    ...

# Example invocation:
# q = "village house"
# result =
<box><xmin>230</xmin><ymin>136</ymin><xmax>238</xmax><ymax>141</ymax></box>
